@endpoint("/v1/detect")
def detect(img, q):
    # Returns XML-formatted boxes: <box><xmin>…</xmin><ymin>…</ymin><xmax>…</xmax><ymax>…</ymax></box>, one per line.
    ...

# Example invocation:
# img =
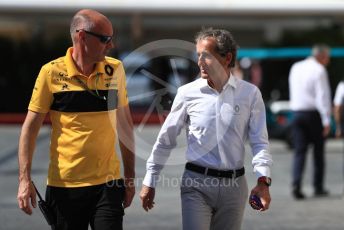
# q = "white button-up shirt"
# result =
<box><xmin>143</xmin><ymin>75</ymin><xmax>272</xmax><ymax>188</ymax></box>
<box><xmin>289</xmin><ymin>57</ymin><xmax>331</xmax><ymax>126</ymax></box>
<box><xmin>334</xmin><ymin>81</ymin><xmax>344</xmax><ymax>106</ymax></box>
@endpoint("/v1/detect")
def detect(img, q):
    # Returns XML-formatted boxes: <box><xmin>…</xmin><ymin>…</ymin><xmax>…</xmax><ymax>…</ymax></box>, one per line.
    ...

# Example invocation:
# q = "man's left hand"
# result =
<box><xmin>123</xmin><ymin>178</ymin><xmax>135</xmax><ymax>208</ymax></box>
<box><xmin>323</xmin><ymin>125</ymin><xmax>330</xmax><ymax>137</ymax></box>
<box><xmin>250</xmin><ymin>184</ymin><xmax>271</xmax><ymax>211</ymax></box>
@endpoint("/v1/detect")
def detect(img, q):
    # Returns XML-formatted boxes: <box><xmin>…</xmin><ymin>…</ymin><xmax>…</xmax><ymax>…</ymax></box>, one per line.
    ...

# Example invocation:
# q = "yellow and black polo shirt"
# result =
<box><xmin>29</xmin><ymin>47</ymin><xmax>128</xmax><ymax>187</ymax></box>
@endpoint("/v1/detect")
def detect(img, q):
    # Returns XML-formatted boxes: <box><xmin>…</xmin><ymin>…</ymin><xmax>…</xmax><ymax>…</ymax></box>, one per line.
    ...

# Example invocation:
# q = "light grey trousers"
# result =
<box><xmin>180</xmin><ymin>169</ymin><xmax>248</xmax><ymax>230</ymax></box>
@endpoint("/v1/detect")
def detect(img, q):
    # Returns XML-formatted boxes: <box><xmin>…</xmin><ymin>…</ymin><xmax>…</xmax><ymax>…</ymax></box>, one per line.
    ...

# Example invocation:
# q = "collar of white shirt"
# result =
<box><xmin>199</xmin><ymin>74</ymin><xmax>237</xmax><ymax>91</ymax></box>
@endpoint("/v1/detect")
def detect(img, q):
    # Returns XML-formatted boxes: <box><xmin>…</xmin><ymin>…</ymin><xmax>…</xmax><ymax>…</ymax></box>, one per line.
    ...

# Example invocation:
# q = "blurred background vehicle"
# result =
<box><xmin>266</xmin><ymin>100</ymin><xmax>294</xmax><ymax>148</ymax></box>
<box><xmin>266</xmin><ymin>100</ymin><xmax>337</xmax><ymax>148</ymax></box>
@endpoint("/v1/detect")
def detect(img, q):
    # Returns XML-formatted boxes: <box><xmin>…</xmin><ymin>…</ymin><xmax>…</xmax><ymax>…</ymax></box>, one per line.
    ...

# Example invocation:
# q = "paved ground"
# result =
<box><xmin>0</xmin><ymin>125</ymin><xmax>343</xmax><ymax>230</ymax></box>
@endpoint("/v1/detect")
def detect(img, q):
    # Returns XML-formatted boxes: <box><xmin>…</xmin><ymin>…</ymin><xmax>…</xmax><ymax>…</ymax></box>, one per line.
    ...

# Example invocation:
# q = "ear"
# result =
<box><xmin>225</xmin><ymin>53</ymin><xmax>232</xmax><ymax>67</ymax></box>
<box><xmin>77</xmin><ymin>30</ymin><xmax>86</xmax><ymax>44</ymax></box>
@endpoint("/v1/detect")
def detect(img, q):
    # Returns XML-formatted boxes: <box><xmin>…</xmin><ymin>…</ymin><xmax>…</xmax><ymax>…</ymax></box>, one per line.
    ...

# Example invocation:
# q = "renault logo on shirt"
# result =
<box><xmin>105</xmin><ymin>65</ymin><xmax>114</xmax><ymax>76</ymax></box>
<box><xmin>234</xmin><ymin>105</ymin><xmax>240</xmax><ymax>113</ymax></box>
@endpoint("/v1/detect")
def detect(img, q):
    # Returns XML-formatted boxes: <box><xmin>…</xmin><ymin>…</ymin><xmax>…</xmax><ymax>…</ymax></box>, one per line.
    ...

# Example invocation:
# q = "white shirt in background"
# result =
<box><xmin>288</xmin><ymin>57</ymin><xmax>331</xmax><ymax>126</ymax></box>
<box><xmin>333</xmin><ymin>81</ymin><xmax>344</xmax><ymax>106</ymax></box>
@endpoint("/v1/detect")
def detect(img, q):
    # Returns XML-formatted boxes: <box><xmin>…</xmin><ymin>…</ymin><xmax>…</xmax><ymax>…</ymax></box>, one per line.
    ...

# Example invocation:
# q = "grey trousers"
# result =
<box><xmin>180</xmin><ymin>169</ymin><xmax>248</xmax><ymax>230</ymax></box>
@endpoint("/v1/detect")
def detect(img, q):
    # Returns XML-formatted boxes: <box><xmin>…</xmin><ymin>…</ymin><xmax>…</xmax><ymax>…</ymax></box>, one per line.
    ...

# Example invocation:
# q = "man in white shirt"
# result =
<box><xmin>140</xmin><ymin>28</ymin><xmax>272</xmax><ymax>230</ymax></box>
<box><xmin>288</xmin><ymin>44</ymin><xmax>331</xmax><ymax>199</ymax></box>
<box><xmin>333</xmin><ymin>81</ymin><xmax>344</xmax><ymax>137</ymax></box>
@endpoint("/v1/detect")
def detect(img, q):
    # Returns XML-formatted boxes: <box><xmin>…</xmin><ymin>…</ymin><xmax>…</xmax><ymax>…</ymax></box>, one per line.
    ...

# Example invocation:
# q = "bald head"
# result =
<box><xmin>70</xmin><ymin>9</ymin><xmax>112</xmax><ymax>44</ymax></box>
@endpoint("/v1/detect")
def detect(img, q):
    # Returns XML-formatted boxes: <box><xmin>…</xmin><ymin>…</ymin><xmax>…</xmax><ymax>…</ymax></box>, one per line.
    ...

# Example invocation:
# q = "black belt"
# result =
<box><xmin>185</xmin><ymin>162</ymin><xmax>245</xmax><ymax>178</ymax></box>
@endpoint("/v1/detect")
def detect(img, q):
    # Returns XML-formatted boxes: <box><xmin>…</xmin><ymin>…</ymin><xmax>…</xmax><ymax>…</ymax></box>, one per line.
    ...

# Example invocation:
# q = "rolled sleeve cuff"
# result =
<box><xmin>142</xmin><ymin>173</ymin><xmax>160</xmax><ymax>188</ymax></box>
<box><xmin>254</xmin><ymin>166</ymin><xmax>271</xmax><ymax>178</ymax></box>
<box><xmin>322</xmin><ymin>116</ymin><xmax>330</xmax><ymax>127</ymax></box>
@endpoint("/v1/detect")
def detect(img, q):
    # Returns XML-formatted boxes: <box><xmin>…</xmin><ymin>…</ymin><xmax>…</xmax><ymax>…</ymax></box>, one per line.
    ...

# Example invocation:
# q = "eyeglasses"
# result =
<box><xmin>76</xmin><ymin>29</ymin><xmax>113</xmax><ymax>44</ymax></box>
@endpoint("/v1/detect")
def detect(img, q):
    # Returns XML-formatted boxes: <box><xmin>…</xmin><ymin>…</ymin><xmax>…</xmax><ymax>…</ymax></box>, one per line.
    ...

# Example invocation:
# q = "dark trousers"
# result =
<box><xmin>46</xmin><ymin>179</ymin><xmax>125</xmax><ymax>230</ymax></box>
<box><xmin>292</xmin><ymin>111</ymin><xmax>325</xmax><ymax>191</ymax></box>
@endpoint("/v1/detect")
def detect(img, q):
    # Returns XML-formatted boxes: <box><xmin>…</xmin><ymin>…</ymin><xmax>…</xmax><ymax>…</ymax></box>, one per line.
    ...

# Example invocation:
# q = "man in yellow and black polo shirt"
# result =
<box><xmin>17</xmin><ymin>9</ymin><xmax>135</xmax><ymax>230</ymax></box>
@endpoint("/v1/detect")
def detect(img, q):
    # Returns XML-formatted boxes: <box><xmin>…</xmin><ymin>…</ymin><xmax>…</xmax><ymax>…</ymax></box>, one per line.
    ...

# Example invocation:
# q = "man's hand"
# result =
<box><xmin>335</xmin><ymin>128</ymin><xmax>342</xmax><ymax>138</ymax></box>
<box><xmin>140</xmin><ymin>185</ymin><xmax>155</xmax><ymax>212</ymax></box>
<box><xmin>123</xmin><ymin>178</ymin><xmax>135</xmax><ymax>208</ymax></box>
<box><xmin>250</xmin><ymin>184</ymin><xmax>271</xmax><ymax>211</ymax></box>
<box><xmin>17</xmin><ymin>180</ymin><xmax>36</xmax><ymax>215</ymax></box>
<box><xmin>323</xmin><ymin>125</ymin><xmax>330</xmax><ymax>137</ymax></box>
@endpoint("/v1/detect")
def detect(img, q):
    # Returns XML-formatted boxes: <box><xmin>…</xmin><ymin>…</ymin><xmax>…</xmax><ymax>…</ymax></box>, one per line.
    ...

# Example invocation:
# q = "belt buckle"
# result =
<box><xmin>232</xmin><ymin>170</ymin><xmax>237</xmax><ymax>179</ymax></box>
<box><xmin>204</xmin><ymin>167</ymin><xmax>209</xmax><ymax>176</ymax></box>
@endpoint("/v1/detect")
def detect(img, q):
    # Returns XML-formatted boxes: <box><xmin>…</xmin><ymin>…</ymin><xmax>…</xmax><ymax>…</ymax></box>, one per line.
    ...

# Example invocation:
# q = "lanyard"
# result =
<box><xmin>75</xmin><ymin>75</ymin><xmax>106</xmax><ymax>101</ymax></box>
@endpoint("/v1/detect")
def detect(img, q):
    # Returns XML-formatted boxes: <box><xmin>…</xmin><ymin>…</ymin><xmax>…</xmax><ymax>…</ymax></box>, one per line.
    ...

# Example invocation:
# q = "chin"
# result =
<box><xmin>96</xmin><ymin>56</ymin><xmax>106</xmax><ymax>62</ymax></box>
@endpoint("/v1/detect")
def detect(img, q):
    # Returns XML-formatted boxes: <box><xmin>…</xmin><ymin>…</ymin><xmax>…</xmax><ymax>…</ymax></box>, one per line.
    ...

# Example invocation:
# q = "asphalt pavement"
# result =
<box><xmin>0</xmin><ymin>125</ymin><xmax>343</xmax><ymax>230</ymax></box>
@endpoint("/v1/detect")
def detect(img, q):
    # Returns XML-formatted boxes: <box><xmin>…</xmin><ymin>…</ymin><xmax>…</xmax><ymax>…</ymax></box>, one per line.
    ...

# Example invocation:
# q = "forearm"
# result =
<box><xmin>334</xmin><ymin>106</ymin><xmax>342</xmax><ymax>128</ymax></box>
<box><xmin>18</xmin><ymin>111</ymin><xmax>45</xmax><ymax>182</ymax></box>
<box><xmin>119</xmin><ymin>140</ymin><xmax>135</xmax><ymax>179</ymax></box>
<box><xmin>142</xmin><ymin>129</ymin><xmax>182</xmax><ymax>188</ymax></box>
<box><xmin>18</xmin><ymin>131</ymin><xmax>35</xmax><ymax>182</ymax></box>
<box><xmin>316</xmin><ymin>75</ymin><xmax>332</xmax><ymax>126</ymax></box>
<box><xmin>249</xmin><ymin>90</ymin><xmax>272</xmax><ymax>178</ymax></box>
<box><xmin>117</xmin><ymin>106</ymin><xmax>135</xmax><ymax>179</ymax></box>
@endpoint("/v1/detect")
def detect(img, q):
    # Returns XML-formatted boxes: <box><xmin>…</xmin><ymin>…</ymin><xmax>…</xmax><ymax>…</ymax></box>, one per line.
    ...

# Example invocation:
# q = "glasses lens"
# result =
<box><xmin>78</xmin><ymin>30</ymin><xmax>112</xmax><ymax>44</ymax></box>
<box><xmin>101</xmin><ymin>36</ymin><xmax>112</xmax><ymax>44</ymax></box>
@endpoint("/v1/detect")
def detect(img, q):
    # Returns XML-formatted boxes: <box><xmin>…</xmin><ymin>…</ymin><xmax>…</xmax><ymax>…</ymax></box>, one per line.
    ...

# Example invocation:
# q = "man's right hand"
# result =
<box><xmin>323</xmin><ymin>125</ymin><xmax>330</xmax><ymax>137</ymax></box>
<box><xmin>17</xmin><ymin>180</ymin><xmax>36</xmax><ymax>215</ymax></box>
<box><xmin>140</xmin><ymin>185</ymin><xmax>155</xmax><ymax>212</ymax></box>
<box><xmin>335</xmin><ymin>128</ymin><xmax>342</xmax><ymax>138</ymax></box>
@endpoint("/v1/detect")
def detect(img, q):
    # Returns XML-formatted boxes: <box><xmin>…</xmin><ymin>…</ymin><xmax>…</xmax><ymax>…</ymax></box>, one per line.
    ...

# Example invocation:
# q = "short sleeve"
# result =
<box><xmin>28</xmin><ymin>66</ymin><xmax>53</xmax><ymax>113</ymax></box>
<box><xmin>116</xmin><ymin>62</ymin><xmax>129</xmax><ymax>107</ymax></box>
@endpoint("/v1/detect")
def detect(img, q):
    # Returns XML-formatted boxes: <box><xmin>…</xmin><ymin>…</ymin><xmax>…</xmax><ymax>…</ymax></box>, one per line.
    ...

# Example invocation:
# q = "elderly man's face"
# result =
<box><xmin>196</xmin><ymin>38</ymin><xmax>230</xmax><ymax>81</ymax></box>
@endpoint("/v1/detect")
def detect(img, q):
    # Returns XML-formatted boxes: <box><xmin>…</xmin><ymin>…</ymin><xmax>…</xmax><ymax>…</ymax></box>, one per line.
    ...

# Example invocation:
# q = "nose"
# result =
<box><xmin>198</xmin><ymin>56</ymin><xmax>205</xmax><ymax>67</ymax></box>
<box><xmin>106</xmin><ymin>40</ymin><xmax>114</xmax><ymax>49</ymax></box>
<box><xmin>198</xmin><ymin>55</ymin><xmax>204</xmax><ymax>65</ymax></box>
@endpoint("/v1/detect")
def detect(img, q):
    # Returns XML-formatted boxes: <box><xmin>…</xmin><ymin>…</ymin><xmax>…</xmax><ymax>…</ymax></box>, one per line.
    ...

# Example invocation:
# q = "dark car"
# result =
<box><xmin>266</xmin><ymin>100</ymin><xmax>336</xmax><ymax>148</ymax></box>
<box><xmin>266</xmin><ymin>101</ymin><xmax>294</xmax><ymax>147</ymax></box>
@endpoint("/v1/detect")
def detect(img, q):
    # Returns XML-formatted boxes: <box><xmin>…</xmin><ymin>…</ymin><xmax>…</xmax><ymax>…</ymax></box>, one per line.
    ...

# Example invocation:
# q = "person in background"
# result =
<box><xmin>17</xmin><ymin>9</ymin><xmax>135</xmax><ymax>230</ymax></box>
<box><xmin>288</xmin><ymin>44</ymin><xmax>331</xmax><ymax>199</ymax></box>
<box><xmin>333</xmin><ymin>81</ymin><xmax>344</xmax><ymax>137</ymax></box>
<box><xmin>140</xmin><ymin>28</ymin><xmax>272</xmax><ymax>230</ymax></box>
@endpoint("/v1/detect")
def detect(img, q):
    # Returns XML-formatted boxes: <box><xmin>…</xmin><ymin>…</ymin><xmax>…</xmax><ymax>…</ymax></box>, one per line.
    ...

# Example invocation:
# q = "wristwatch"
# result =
<box><xmin>257</xmin><ymin>176</ymin><xmax>272</xmax><ymax>187</ymax></box>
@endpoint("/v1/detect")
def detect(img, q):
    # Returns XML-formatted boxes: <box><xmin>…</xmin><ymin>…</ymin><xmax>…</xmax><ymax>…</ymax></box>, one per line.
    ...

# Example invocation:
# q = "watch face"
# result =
<box><xmin>266</xmin><ymin>178</ymin><xmax>271</xmax><ymax>185</ymax></box>
<box><xmin>258</xmin><ymin>177</ymin><xmax>271</xmax><ymax>186</ymax></box>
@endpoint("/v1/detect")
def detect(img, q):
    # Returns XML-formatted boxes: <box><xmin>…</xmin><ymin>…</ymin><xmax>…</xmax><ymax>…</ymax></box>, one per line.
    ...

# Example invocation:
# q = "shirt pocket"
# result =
<box><xmin>220</xmin><ymin>102</ymin><xmax>248</xmax><ymax>128</ymax></box>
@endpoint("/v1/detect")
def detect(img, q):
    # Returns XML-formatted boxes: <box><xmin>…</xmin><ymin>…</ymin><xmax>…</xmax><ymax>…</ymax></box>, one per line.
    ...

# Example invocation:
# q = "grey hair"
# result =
<box><xmin>70</xmin><ymin>13</ymin><xmax>95</xmax><ymax>43</ymax></box>
<box><xmin>312</xmin><ymin>44</ymin><xmax>330</xmax><ymax>57</ymax></box>
<box><xmin>195</xmin><ymin>27</ymin><xmax>238</xmax><ymax>68</ymax></box>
